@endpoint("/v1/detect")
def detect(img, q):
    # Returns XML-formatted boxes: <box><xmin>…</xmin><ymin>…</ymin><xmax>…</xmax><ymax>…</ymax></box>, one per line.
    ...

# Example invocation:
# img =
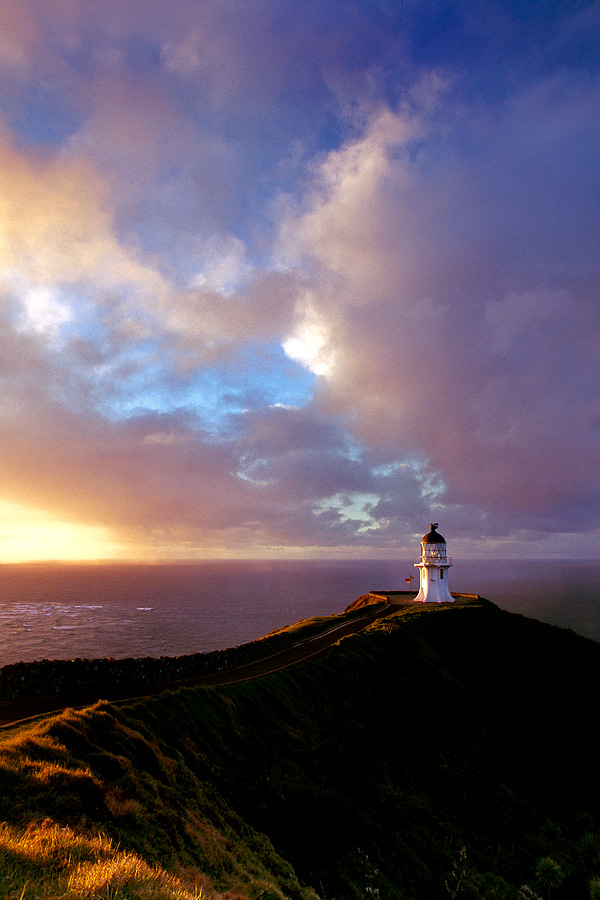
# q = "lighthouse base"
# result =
<box><xmin>414</xmin><ymin>565</ymin><xmax>454</xmax><ymax>603</ymax></box>
<box><xmin>414</xmin><ymin>592</ymin><xmax>454</xmax><ymax>603</ymax></box>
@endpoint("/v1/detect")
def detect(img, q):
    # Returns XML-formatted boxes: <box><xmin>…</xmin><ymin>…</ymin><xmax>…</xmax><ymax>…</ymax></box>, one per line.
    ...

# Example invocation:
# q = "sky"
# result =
<box><xmin>0</xmin><ymin>0</ymin><xmax>599</xmax><ymax>562</ymax></box>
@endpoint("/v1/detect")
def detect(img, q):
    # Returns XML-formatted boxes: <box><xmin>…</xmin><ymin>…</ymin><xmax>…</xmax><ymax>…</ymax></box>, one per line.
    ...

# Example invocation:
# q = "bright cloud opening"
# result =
<box><xmin>282</xmin><ymin>304</ymin><xmax>335</xmax><ymax>377</ymax></box>
<box><xmin>20</xmin><ymin>285</ymin><xmax>73</xmax><ymax>337</ymax></box>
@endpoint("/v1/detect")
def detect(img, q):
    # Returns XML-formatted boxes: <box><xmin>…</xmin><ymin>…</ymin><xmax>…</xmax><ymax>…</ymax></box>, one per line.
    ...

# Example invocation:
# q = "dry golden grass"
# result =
<box><xmin>66</xmin><ymin>851</ymin><xmax>204</xmax><ymax>898</ymax></box>
<box><xmin>0</xmin><ymin>819</ymin><xmax>206</xmax><ymax>899</ymax></box>
<box><xmin>0</xmin><ymin>702</ymin><xmax>311</xmax><ymax>900</ymax></box>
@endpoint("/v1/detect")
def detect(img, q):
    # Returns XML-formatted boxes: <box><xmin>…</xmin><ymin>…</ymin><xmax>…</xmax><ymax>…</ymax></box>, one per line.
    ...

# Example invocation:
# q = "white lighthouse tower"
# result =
<box><xmin>414</xmin><ymin>523</ymin><xmax>454</xmax><ymax>603</ymax></box>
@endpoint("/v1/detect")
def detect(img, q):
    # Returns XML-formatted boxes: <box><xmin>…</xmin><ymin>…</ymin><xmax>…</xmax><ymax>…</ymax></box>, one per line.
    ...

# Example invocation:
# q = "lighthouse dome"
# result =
<box><xmin>421</xmin><ymin>523</ymin><xmax>446</xmax><ymax>544</ymax></box>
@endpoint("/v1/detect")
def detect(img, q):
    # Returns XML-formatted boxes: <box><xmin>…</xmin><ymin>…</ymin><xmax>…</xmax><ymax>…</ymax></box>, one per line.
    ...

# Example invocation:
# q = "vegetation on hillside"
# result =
<box><xmin>1</xmin><ymin>598</ymin><xmax>599</xmax><ymax>899</ymax></box>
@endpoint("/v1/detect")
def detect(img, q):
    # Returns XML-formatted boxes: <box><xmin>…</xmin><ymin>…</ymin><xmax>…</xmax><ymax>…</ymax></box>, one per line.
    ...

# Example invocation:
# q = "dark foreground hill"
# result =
<box><xmin>1</xmin><ymin>597</ymin><xmax>600</xmax><ymax>900</ymax></box>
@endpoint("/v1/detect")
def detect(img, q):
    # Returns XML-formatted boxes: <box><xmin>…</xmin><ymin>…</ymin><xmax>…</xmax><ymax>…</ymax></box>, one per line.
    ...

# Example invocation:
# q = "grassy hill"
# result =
<box><xmin>1</xmin><ymin>597</ymin><xmax>600</xmax><ymax>899</ymax></box>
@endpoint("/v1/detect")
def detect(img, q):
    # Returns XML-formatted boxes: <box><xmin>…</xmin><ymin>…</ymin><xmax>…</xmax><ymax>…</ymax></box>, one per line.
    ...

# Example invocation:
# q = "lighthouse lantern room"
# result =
<box><xmin>414</xmin><ymin>524</ymin><xmax>454</xmax><ymax>603</ymax></box>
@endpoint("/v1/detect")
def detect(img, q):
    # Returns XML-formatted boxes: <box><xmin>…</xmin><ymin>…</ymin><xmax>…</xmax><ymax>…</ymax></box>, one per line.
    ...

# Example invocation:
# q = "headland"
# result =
<box><xmin>1</xmin><ymin>595</ymin><xmax>599</xmax><ymax>900</ymax></box>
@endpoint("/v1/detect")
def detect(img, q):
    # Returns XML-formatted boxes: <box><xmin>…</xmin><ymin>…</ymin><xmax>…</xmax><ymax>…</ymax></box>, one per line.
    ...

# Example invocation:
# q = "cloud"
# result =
<box><xmin>0</xmin><ymin>136</ymin><xmax>169</xmax><ymax>303</ymax></box>
<box><xmin>0</xmin><ymin>125</ymin><xmax>304</xmax><ymax>373</ymax></box>
<box><xmin>278</xmin><ymin>68</ymin><xmax>600</xmax><ymax>538</ymax></box>
<box><xmin>0</xmin><ymin>303</ymin><xmax>430</xmax><ymax>557</ymax></box>
<box><xmin>0</xmin><ymin>0</ymin><xmax>598</xmax><ymax>557</ymax></box>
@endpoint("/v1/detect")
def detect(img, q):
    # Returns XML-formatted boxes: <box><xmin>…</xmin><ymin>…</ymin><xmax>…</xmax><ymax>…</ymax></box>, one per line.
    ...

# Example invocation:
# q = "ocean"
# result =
<box><xmin>0</xmin><ymin>558</ymin><xmax>598</xmax><ymax>668</ymax></box>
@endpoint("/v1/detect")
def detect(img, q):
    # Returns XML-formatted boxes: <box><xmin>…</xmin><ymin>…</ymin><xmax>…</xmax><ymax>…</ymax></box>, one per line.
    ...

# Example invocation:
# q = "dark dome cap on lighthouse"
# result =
<box><xmin>421</xmin><ymin>523</ymin><xmax>446</xmax><ymax>544</ymax></box>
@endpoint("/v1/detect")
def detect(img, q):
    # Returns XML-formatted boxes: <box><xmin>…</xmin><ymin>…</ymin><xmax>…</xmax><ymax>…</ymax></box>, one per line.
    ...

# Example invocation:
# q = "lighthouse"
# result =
<box><xmin>414</xmin><ymin>523</ymin><xmax>454</xmax><ymax>603</ymax></box>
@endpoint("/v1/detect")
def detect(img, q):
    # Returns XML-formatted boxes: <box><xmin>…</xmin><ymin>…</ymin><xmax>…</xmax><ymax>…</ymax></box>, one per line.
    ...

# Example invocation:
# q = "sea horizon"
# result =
<box><xmin>0</xmin><ymin>557</ymin><xmax>598</xmax><ymax>668</ymax></box>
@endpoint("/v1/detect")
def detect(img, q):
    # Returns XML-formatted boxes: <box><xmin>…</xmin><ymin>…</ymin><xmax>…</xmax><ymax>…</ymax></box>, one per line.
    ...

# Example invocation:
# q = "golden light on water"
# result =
<box><xmin>0</xmin><ymin>500</ymin><xmax>119</xmax><ymax>563</ymax></box>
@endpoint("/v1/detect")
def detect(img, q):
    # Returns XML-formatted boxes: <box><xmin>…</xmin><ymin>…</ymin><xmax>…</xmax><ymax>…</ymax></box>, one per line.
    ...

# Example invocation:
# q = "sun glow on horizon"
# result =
<box><xmin>0</xmin><ymin>500</ymin><xmax>119</xmax><ymax>563</ymax></box>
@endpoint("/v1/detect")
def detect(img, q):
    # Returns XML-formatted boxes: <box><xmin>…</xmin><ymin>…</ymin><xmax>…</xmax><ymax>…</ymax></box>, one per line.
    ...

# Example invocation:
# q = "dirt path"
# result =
<box><xmin>195</xmin><ymin>602</ymin><xmax>395</xmax><ymax>686</ymax></box>
<box><xmin>0</xmin><ymin>603</ymin><xmax>395</xmax><ymax>729</ymax></box>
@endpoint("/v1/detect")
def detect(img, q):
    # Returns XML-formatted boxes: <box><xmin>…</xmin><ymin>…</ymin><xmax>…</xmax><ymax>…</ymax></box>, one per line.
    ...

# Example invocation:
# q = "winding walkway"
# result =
<box><xmin>0</xmin><ymin>602</ymin><xmax>395</xmax><ymax>729</ymax></box>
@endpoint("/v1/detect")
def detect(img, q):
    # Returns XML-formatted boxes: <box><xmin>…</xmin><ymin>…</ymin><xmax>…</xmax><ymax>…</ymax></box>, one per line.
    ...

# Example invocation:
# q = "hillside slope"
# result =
<box><xmin>1</xmin><ymin>598</ymin><xmax>600</xmax><ymax>899</ymax></box>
